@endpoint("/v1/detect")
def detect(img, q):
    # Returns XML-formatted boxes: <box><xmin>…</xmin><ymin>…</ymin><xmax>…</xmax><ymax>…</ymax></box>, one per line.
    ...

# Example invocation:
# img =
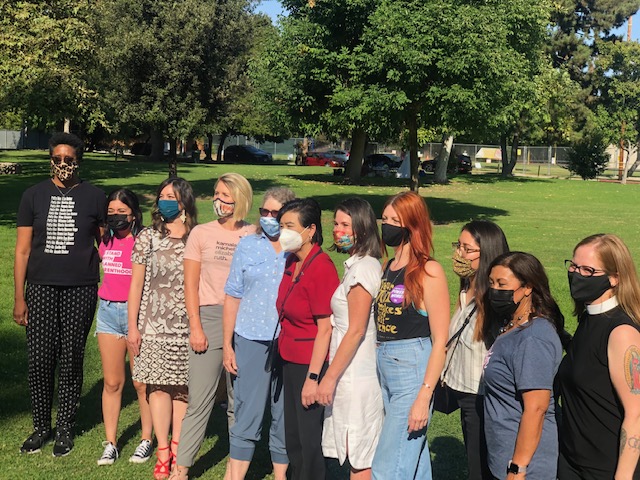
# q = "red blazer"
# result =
<box><xmin>276</xmin><ymin>243</ymin><xmax>339</xmax><ymax>365</ymax></box>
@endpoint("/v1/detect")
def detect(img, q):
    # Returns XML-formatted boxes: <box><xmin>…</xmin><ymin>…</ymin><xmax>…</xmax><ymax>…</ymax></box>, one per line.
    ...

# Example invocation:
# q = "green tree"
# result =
<box><xmin>0</xmin><ymin>0</ymin><xmax>102</xmax><ymax>131</ymax></box>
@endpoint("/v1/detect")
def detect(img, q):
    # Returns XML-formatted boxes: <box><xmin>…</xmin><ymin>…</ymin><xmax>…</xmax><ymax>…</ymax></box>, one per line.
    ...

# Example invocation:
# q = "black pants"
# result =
<box><xmin>25</xmin><ymin>284</ymin><xmax>97</xmax><ymax>432</ymax></box>
<box><xmin>282</xmin><ymin>361</ymin><xmax>327</xmax><ymax>480</ymax></box>
<box><xmin>454</xmin><ymin>389</ymin><xmax>492</xmax><ymax>480</ymax></box>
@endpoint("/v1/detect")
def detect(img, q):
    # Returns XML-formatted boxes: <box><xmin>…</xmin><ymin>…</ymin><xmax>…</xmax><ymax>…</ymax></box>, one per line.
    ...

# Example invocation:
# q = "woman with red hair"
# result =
<box><xmin>371</xmin><ymin>191</ymin><xmax>450</xmax><ymax>480</ymax></box>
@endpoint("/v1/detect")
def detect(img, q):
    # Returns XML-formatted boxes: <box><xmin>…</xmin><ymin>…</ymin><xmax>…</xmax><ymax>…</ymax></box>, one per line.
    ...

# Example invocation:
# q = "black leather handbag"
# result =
<box><xmin>433</xmin><ymin>304</ymin><xmax>477</xmax><ymax>414</ymax></box>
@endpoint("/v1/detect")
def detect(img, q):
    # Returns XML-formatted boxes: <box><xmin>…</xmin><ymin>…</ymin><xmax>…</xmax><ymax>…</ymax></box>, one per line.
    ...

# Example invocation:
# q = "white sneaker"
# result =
<box><xmin>97</xmin><ymin>441</ymin><xmax>118</xmax><ymax>466</ymax></box>
<box><xmin>129</xmin><ymin>439</ymin><xmax>153</xmax><ymax>463</ymax></box>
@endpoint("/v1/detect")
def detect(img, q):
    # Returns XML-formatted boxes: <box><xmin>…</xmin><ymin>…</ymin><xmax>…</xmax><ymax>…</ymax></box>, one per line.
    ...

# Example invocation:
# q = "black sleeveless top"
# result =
<box><xmin>557</xmin><ymin>305</ymin><xmax>640</xmax><ymax>479</ymax></box>
<box><xmin>374</xmin><ymin>262</ymin><xmax>431</xmax><ymax>342</ymax></box>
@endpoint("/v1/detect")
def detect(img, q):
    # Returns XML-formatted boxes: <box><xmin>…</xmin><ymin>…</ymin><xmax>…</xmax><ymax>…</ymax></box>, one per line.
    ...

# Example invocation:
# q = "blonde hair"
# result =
<box><xmin>575</xmin><ymin>234</ymin><xmax>640</xmax><ymax>325</ymax></box>
<box><xmin>215</xmin><ymin>173</ymin><xmax>253</xmax><ymax>222</ymax></box>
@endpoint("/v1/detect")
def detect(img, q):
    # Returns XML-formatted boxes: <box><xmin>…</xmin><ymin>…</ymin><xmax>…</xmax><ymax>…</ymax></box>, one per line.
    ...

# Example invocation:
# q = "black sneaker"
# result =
<box><xmin>128</xmin><ymin>439</ymin><xmax>153</xmax><ymax>463</ymax></box>
<box><xmin>52</xmin><ymin>429</ymin><xmax>74</xmax><ymax>457</ymax></box>
<box><xmin>97</xmin><ymin>441</ymin><xmax>119</xmax><ymax>465</ymax></box>
<box><xmin>20</xmin><ymin>429</ymin><xmax>53</xmax><ymax>454</ymax></box>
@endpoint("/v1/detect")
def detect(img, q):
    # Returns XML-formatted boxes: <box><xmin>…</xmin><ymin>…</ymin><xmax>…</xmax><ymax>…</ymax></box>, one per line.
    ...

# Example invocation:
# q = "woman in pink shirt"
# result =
<box><xmin>96</xmin><ymin>189</ymin><xmax>153</xmax><ymax>466</ymax></box>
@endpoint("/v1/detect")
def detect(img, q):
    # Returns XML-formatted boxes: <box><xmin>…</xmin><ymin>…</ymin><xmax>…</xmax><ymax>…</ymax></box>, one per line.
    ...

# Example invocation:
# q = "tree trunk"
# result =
<box><xmin>168</xmin><ymin>137</ymin><xmax>178</xmax><ymax>177</ymax></box>
<box><xmin>626</xmin><ymin>141</ymin><xmax>640</xmax><ymax>177</ymax></box>
<box><xmin>204</xmin><ymin>133</ymin><xmax>214</xmax><ymax>162</ymax></box>
<box><xmin>63</xmin><ymin>118</ymin><xmax>71</xmax><ymax>133</ymax></box>
<box><xmin>217</xmin><ymin>131</ymin><xmax>229</xmax><ymax>163</ymax></box>
<box><xmin>345</xmin><ymin>127</ymin><xmax>366</xmax><ymax>184</ymax></box>
<box><xmin>150</xmin><ymin>129</ymin><xmax>164</xmax><ymax>163</ymax></box>
<box><xmin>505</xmin><ymin>133</ymin><xmax>519</xmax><ymax>176</ymax></box>
<box><xmin>435</xmin><ymin>134</ymin><xmax>453</xmax><ymax>184</ymax></box>
<box><xmin>407</xmin><ymin>110</ymin><xmax>420</xmax><ymax>191</ymax></box>
<box><xmin>500</xmin><ymin>134</ymin><xmax>510</xmax><ymax>177</ymax></box>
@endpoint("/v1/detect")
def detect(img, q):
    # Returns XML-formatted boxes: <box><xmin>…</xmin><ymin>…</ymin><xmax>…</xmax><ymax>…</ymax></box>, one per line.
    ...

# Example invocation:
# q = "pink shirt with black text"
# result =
<box><xmin>98</xmin><ymin>235</ymin><xmax>135</xmax><ymax>301</ymax></box>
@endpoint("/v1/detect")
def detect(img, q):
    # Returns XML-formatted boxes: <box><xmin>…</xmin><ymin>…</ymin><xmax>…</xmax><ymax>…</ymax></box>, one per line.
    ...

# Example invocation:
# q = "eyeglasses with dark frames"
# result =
<box><xmin>564</xmin><ymin>260</ymin><xmax>607</xmax><ymax>277</ymax></box>
<box><xmin>259</xmin><ymin>208</ymin><xmax>280</xmax><ymax>218</ymax></box>
<box><xmin>51</xmin><ymin>155</ymin><xmax>76</xmax><ymax>165</ymax></box>
<box><xmin>452</xmin><ymin>241</ymin><xmax>480</xmax><ymax>255</ymax></box>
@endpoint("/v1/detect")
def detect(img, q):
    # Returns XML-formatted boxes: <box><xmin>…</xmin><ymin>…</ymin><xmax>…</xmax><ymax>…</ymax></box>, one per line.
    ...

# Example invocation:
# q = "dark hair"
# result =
<box><xmin>483</xmin><ymin>251</ymin><xmax>566</xmax><ymax>347</ymax></box>
<box><xmin>151</xmin><ymin>177</ymin><xmax>198</xmax><ymax>241</ymax></box>
<box><xmin>102</xmin><ymin>189</ymin><xmax>144</xmax><ymax>246</ymax></box>
<box><xmin>459</xmin><ymin>220</ymin><xmax>510</xmax><ymax>342</ymax></box>
<box><xmin>333</xmin><ymin>197</ymin><xmax>383</xmax><ymax>258</ymax></box>
<box><xmin>277</xmin><ymin>198</ymin><xmax>323</xmax><ymax>245</ymax></box>
<box><xmin>49</xmin><ymin>132</ymin><xmax>84</xmax><ymax>161</ymax></box>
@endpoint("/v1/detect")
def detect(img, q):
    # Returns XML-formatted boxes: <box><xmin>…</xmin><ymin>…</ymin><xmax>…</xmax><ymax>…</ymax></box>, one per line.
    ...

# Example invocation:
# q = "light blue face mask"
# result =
<box><xmin>260</xmin><ymin>216</ymin><xmax>281</xmax><ymax>238</ymax></box>
<box><xmin>334</xmin><ymin>234</ymin><xmax>354</xmax><ymax>252</ymax></box>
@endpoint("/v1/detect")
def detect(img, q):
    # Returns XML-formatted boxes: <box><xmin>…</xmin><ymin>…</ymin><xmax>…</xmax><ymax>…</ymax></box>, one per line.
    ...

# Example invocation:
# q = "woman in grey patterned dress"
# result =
<box><xmin>127</xmin><ymin>177</ymin><xmax>197</xmax><ymax>480</ymax></box>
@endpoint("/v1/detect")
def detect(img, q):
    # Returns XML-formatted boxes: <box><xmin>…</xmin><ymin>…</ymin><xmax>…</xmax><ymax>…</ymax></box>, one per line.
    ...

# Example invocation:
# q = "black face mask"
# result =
<box><xmin>488</xmin><ymin>287</ymin><xmax>521</xmax><ymax>320</ymax></box>
<box><xmin>107</xmin><ymin>214</ymin><xmax>132</xmax><ymax>232</ymax></box>
<box><xmin>568</xmin><ymin>271</ymin><xmax>612</xmax><ymax>303</ymax></box>
<box><xmin>381</xmin><ymin>223</ymin><xmax>410</xmax><ymax>247</ymax></box>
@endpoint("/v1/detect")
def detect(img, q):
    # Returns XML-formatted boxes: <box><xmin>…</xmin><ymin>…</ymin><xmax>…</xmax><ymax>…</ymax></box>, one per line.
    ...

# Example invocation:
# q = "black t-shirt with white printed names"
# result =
<box><xmin>17</xmin><ymin>179</ymin><xmax>106</xmax><ymax>286</ymax></box>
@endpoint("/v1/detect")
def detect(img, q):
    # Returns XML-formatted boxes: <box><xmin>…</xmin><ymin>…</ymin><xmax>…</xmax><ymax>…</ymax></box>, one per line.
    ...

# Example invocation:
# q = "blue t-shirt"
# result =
<box><xmin>482</xmin><ymin>317</ymin><xmax>562</xmax><ymax>480</ymax></box>
<box><xmin>224</xmin><ymin>233</ymin><xmax>287</xmax><ymax>341</ymax></box>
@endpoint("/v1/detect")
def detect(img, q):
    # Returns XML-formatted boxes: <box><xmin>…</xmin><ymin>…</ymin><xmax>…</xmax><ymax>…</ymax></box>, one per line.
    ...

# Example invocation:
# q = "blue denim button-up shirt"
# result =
<box><xmin>224</xmin><ymin>232</ymin><xmax>288</xmax><ymax>341</ymax></box>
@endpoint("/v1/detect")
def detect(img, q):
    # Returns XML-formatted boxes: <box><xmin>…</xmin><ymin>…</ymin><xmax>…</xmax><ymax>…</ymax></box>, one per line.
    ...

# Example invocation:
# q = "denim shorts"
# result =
<box><xmin>95</xmin><ymin>299</ymin><xmax>128</xmax><ymax>337</ymax></box>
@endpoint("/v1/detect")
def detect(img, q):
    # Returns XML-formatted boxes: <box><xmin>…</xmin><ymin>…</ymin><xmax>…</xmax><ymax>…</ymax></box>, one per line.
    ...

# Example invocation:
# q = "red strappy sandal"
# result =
<box><xmin>153</xmin><ymin>445</ymin><xmax>171</xmax><ymax>480</ymax></box>
<box><xmin>170</xmin><ymin>440</ymin><xmax>179</xmax><ymax>466</ymax></box>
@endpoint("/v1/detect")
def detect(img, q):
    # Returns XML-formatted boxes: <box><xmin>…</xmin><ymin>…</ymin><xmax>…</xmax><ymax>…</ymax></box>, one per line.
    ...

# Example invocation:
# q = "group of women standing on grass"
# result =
<box><xmin>13</xmin><ymin>132</ymin><xmax>640</xmax><ymax>480</ymax></box>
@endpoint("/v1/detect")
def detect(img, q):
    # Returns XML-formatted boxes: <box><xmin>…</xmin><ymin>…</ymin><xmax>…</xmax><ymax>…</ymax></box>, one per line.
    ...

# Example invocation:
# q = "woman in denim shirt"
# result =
<box><xmin>222</xmin><ymin>187</ymin><xmax>296</xmax><ymax>480</ymax></box>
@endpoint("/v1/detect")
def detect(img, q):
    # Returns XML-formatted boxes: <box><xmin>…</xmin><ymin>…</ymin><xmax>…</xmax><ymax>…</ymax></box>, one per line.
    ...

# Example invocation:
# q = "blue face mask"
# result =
<box><xmin>334</xmin><ymin>234</ymin><xmax>354</xmax><ymax>252</ymax></box>
<box><xmin>158</xmin><ymin>199</ymin><xmax>181</xmax><ymax>221</ymax></box>
<box><xmin>260</xmin><ymin>216</ymin><xmax>281</xmax><ymax>238</ymax></box>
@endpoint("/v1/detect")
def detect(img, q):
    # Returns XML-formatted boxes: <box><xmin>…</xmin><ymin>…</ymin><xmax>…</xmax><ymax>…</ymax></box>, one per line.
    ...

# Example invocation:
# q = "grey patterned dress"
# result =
<box><xmin>131</xmin><ymin>227</ymin><xmax>189</xmax><ymax>386</ymax></box>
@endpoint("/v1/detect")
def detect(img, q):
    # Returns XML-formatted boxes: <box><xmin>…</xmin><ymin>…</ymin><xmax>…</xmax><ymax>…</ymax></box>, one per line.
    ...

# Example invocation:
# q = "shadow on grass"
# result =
<box><xmin>311</xmin><ymin>193</ymin><xmax>509</xmax><ymax>225</ymax></box>
<box><xmin>0</xmin><ymin>326</ymin><xmax>30</xmax><ymax>422</ymax></box>
<box><xmin>431</xmin><ymin>435</ymin><xmax>468</xmax><ymax>479</ymax></box>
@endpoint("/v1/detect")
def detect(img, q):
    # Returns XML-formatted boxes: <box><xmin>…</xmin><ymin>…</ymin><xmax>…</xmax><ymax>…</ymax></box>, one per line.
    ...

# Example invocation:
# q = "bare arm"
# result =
<box><xmin>609</xmin><ymin>325</ymin><xmax>640</xmax><ymax>480</ymax></box>
<box><xmin>127</xmin><ymin>262</ymin><xmax>146</xmax><ymax>356</ymax></box>
<box><xmin>409</xmin><ymin>259</ymin><xmax>450</xmax><ymax>433</ymax></box>
<box><xmin>222</xmin><ymin>295</ymin><xmax>241</xmax><ymax>375</ymax></box>
<box><xmin>301</xmin><ymin>316</ymin><xmax>332</xmax><ymax>408</ymax></box>
<box><xmin>507</xmin><ymin>389</ymin><xmax>551</xmax><ymax>479</ymax></box>
<box><xmin>184</xmin><ymin>258</ymin><xmax>207</xmax><ymax>352</ymax></box>
<box><xmin>316</xmin><ymin>285</ymin><xmax>372</xmax><ymax>406</ymax></box>
<box><xmin>13</xmin><ymin>227</ymin><xmax>33</xmax><ymax>326</ymax></box>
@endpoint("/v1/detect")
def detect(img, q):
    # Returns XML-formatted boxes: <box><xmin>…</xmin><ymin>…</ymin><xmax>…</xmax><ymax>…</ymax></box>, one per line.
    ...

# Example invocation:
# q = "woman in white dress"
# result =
<box><xmin>317</xmin><ymin>197</ymin><xmax>384</xmax><ymax>480</ymax></box>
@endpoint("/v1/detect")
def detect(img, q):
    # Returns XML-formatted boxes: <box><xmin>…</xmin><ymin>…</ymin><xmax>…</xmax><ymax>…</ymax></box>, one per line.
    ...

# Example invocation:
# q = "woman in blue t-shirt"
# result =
<box><xmin>482</xmin><ymin>252</ymin><xmax>564</xmax><ymax>480</ymax></box>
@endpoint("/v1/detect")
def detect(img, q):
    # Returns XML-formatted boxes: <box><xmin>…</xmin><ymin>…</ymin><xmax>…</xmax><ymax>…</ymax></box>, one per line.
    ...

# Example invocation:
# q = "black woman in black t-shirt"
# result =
<box><xmin>13</xmin><ymin>132</ymin><xmax>106</xmax><ymax>457</ymax></box>
<box><xmin>558</xmin><ymin>234</ymin><xmax>640</xmax><ymax>480</ymax></box>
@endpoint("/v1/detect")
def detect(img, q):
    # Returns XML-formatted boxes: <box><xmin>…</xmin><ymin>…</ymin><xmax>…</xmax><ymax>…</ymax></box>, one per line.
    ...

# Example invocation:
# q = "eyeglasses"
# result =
<box><xmin>452</xmin><ymin>241</ymin><xmax>480</xmax><ymax>255</ymax></box>
<box><xmin>565</xmin><ymin>260</ymin><xmax>607</xmax><ymax>277</ymax></box>
<box><xmin>259</xmin><ymin>208</ymin><xmax>280</xmax><ymax>218</ymax></box>
<box><xmin>51</xmin><ymin>155</ymin><xmax>76</xmax><ymax>165</ymax></box>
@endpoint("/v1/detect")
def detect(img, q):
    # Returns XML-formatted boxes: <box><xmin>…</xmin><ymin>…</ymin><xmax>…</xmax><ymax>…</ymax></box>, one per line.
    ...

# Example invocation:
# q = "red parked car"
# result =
<box><xmin>302</xmin><ymin>151</ymin><xmax>346</xmax><ymax>168</ymax></box>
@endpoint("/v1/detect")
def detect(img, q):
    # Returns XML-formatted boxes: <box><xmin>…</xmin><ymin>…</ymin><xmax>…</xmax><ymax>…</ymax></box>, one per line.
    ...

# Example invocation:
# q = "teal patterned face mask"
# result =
<box><xmin>334</xmin><ymin>233</ymin><xmax>354</xmax><ymax>252</ymax></box>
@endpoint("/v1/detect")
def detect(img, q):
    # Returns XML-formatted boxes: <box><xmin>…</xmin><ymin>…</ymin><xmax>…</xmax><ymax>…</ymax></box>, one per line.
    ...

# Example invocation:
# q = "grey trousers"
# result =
<box><xmin>176</xmin><ymin>305</ymin><xmax>234</xmax><ymax>467</ymax></box>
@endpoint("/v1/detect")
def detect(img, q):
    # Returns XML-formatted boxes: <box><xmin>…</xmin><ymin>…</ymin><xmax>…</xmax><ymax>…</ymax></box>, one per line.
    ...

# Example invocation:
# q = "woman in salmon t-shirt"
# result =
<box><xmin>171</xmin><ymin>173</ymin><xmax>255</xmax><ymax>480</ymax></box>
<box><xmin>276</xmin><ymin>198</ymin><xmax>339</xmax><ymax>480</ymax></box>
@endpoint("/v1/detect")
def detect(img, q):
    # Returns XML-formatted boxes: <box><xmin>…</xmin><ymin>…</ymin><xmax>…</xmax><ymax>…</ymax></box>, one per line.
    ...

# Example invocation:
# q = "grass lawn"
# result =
<box><xmin>2</xmin><ymin>150</ymin><xmax>640</xmax><ymax>479</ymax></box>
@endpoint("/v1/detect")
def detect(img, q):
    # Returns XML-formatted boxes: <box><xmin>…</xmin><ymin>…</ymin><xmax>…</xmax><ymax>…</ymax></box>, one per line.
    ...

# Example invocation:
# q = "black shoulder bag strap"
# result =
<box><xmin>441</xmin><ymin>302</ymin><xmax>478</xmax><ymax>380</ymax></box>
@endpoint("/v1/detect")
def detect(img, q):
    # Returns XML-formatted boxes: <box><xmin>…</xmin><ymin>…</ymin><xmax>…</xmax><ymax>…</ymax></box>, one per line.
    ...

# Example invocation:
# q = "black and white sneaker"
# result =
<box><xmin>20</xmin><ymin>429</ymin><xmax>53</xmax><ymax>454</ymax></box>
<box><xmin>52</xmin><ymin>429</ymin><xmax>74</xmax><ymax>457</ymax></box>
<box><xmin>97</xmin><ymin>441</ymin><xmax>119</xmax><ymax>466</ymax></box>
<box><xmin>128</xmin><ymin>439</ymin><xmax>153</xmax><ymax>463</ymax></box>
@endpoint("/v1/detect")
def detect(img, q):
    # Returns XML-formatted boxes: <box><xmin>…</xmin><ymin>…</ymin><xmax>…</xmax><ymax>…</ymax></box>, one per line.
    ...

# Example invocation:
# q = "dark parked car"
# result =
<box><xmin>422</xmin><ymin>153</ymin><xmax>472</xmax><ymax>174</ymax></box>
<box><xmin>224</xmin><ymin>145</ymin><xmax>273</xmax><ymax>164</ymax></box>
<box><xmin>361</xmin><ymin>153</ymin><xmax>402</xmax><ymax>176</ymax></box>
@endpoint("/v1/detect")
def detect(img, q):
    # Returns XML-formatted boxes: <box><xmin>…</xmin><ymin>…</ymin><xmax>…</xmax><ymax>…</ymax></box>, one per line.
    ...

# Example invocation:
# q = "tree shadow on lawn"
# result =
<box><xmin>430</xmin><ymin>435</ymin><xmax>468</xmax><ymax>479</ymax></box>
<box><xmin>311</xmin><ymin>193</ymin><xmax>508</xmax><ymax>225</ymax></box>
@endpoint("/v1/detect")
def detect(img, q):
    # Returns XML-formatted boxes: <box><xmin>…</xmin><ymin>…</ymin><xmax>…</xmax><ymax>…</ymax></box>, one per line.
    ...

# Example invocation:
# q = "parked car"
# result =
<box><xmin>303</xmin><ymin>151</ymin><xmax>346</xmax><ymax>168</ymax></box>
<box><xmin>324</xmin><ymin>149</ymin><xmax>350</xmax><ymax>163</ymax></box>
<box><xmin>361</xmin><ymin>153</ymin><xmax>402</xmax><ymax>176</ymax></box>
<box><xmin>421</xmin><ymin>153</ymin><xmax>472</xmax><ymax>174</ymax></box>
<box><xmin>224</xmin><ymin>145</ymin><xmax>273</xmax><ymax>164</ymax></box>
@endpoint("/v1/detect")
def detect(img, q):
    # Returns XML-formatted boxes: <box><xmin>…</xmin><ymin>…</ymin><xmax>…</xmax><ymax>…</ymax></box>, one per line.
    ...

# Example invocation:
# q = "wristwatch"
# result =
<box><xmin>307</xmin><ymin>372</ymin><xmax>319</xmax><ymax>381</ymax></box>
<box><xmin>507</xmin><ymin>461</ymin><xmax>527</xmax><ymax>475</ymax></box>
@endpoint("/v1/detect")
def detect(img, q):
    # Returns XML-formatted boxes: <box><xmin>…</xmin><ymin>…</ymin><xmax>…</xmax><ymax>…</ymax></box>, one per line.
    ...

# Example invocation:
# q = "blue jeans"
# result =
<box><xmin>95</xmin><ymin>299</ymin><xmax>128</xmax><ymax>337</ymax></box>
<box><xmin>372</xmin><ymin>337</ymin><xmax>433</xmax><ymax>480</ymax></box>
